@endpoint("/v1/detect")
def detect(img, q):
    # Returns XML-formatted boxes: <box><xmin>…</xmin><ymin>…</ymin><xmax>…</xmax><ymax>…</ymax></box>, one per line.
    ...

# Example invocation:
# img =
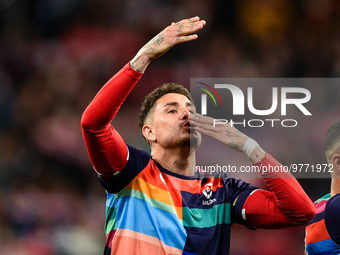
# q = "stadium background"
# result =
<box><xmin>0</xmin><ymin>0</ymin><xmax>339</xmax><ymax>254</ymax></box>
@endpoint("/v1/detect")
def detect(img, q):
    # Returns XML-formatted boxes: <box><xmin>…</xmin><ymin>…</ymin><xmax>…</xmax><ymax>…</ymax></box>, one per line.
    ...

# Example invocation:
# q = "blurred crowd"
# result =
<box><xmin>1</xmin><ymin>0</ymin><xmax>340</xmax><ymax>254</ymax></box>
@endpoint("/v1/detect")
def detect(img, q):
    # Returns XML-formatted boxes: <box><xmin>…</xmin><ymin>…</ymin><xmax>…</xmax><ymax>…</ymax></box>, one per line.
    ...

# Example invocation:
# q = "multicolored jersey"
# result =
<box><xmin>99</xmin><ymin>145</ymin><xmax>258</xmax><ymax>255</ymax></box>
<box><xmin>305</xmin><ymin>193</ymin><xmax>340</xmax><ymax>254</ymax></box>
<box><xmin>81</xmin><ymin>62</ymin><xmax>315</xmax><ymax>255</ymax></box>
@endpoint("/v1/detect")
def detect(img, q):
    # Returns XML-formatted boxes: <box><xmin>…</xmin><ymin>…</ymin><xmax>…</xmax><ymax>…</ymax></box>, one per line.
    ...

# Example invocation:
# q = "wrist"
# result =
<box><xmin>130</xmin><ymin>53</ymin><xmax>151</xmax><ymax>73</ymax></box>
<box><xmin>242</xmin><ymin>138</ymin><xmax>258</xmax><ymax>157</ymax></box>
<box><xmin>242</xmin><ymin>138</ymin><xmax>265</xmax><ymax>164</ymax></box>
<box><xmin>248</xmin><ymin>147</ymin><xmax>266</xmax><ymax>164</ymax></box>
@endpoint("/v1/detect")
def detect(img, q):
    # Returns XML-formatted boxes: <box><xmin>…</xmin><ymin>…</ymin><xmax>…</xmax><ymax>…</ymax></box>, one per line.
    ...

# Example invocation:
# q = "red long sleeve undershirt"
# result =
<box><xmin>81</xmin><ymin>63</ymin><xmax>314</xmax><ymax>227</ymax></box>
<box><xmin>243</xmin><ymin>155</ymin><xmax>315</xmax><ymax>228</ymax></box>
<box><xmin>81</xmin><ymin>63</ymin><xmax>142</xmax><ymax>176</ymax></box>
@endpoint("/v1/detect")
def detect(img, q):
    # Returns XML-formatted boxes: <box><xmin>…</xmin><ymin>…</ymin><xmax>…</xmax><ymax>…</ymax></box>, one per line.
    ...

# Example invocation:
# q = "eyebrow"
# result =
<box><xmin>163</xmin><ymin>101</ymin><xmax>196</xmax><ymax>109</ymax></box>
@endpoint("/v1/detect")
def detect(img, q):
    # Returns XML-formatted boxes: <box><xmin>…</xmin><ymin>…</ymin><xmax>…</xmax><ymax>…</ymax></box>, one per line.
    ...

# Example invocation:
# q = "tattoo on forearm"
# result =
<box><xmin>225</xmin><ymin>130</ymin><xmax>241</xmax><ymax>137</ymax></box>
<box><xmin>227</xmin><ymin>142</ymin><xmax>239</xmax><ymax>150</ymax></box>
<box><xmin>174</xmin><ymin>160</ymin><xmax>188</xmax><ymax>170</ymax></box>
<box><xmin>130</xmin><ymin>56</ymin><xmax>145</xmax><ymax>72</ymax></box>
<box><xmin>156</xmin><ymin>33</ymin><xmax>164</xmax><ymax>45</ymax></box>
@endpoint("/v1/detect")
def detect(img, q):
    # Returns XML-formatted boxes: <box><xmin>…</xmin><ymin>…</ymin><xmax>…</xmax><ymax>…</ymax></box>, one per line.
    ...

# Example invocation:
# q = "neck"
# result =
<box><xmin>331</xmin><ymin>177</ymin><xmax>340</xmax><ymax>196</ymax></box>
<box><xmin>151</xmin><ymin>146</ymin><xmax>196</xmax><ymax>176</ymax></box>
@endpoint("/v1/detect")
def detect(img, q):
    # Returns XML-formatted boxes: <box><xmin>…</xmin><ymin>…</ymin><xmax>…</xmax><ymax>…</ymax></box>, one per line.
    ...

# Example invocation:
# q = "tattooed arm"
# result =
<box><xmin>81</xmin><ymin>17</ymin><xmax>206</xmax><ymax>178</ymax></box>
<box><xmin>189</xmin><ymin>114</ymin><xmax>315</xmax><ymax>228</ymax></box>
<box><xmin>130</xmin><ymin>16</ymin><xmax>206</xmax><ymax>73</ymax></box>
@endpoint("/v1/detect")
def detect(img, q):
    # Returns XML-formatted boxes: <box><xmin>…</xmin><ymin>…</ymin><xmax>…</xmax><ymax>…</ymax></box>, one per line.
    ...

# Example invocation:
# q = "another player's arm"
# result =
<box><xmin>189</xmin><ymin>113</ymin><xmax>315</xmax><ymax>227</ymax></box>
<box><xmin>81</xmin><ymin>17</ymin><xmax>206</xmax><ymax>180</ymax></box>
<box><xmin>324</xmin><ymin>193</ymin><xmax>340</xmax><ymax>245</ymax></box>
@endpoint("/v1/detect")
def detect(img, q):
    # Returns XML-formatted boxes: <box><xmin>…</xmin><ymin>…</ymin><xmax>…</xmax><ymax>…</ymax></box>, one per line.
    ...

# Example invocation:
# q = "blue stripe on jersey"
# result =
<box><xmin>114</xmin><ymin>195</ymin><xmax>187</xmax><ymax>250</ymax></box>
<box><xmin>182</xmin><ymin>251</ymin><xmax>199</xmax><ymax>255</ymax></box>
<box><xmin>182</xmin><ymin>251</ymin><xmax>200</xmax><ymax>255</ymax></box>
<box><xmin>306</xmin><ymin>239</ymin><xmax>340</xmax><ymax>255</ymax></box>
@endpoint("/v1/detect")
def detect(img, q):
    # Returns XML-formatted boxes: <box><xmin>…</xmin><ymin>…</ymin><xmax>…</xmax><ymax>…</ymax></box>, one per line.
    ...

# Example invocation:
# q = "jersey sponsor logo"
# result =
<box><xmin>203</xmin><ymin>183</ymin><xmax>213</xmax><ymax>199</ymax></box>
<box><xmin>202</xmin><ymin>183</ymin><xmax>217</xmax><ymax>205</ymax></box>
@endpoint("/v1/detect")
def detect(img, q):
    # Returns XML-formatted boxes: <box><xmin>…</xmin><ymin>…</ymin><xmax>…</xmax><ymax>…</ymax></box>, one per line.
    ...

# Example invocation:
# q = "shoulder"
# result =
<box><xmin>99</xmin><ymin>145</ymin><xmax>153</xmax><ymax>193</ymax></box>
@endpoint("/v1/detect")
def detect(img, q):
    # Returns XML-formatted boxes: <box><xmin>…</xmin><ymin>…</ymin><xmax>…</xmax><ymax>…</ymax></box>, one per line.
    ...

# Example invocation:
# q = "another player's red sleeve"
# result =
<box><xmin>242</xmin><ymin>153</ymin><xmax>315</xmax><ymax>228</ymax></box>
<box><xmin>81</xmin><ymin>63</ymin><xmax>143</xmax><ymax>177</ymax></box>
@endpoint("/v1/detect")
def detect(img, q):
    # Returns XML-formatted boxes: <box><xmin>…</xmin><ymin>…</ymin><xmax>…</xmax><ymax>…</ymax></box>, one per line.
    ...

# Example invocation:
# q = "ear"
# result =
<box><xmin>332</xmin><ymin>154</ymin><xmax>340</xmax><ymax>174</ymax></box>
<box><xmin>142</xmin><ymin>124</ymin><xmax>156</xmax><ymax>143</ymax></box>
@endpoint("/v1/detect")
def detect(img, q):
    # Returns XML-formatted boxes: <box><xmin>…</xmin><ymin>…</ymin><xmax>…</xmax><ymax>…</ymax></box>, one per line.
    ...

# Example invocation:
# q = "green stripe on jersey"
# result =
<box><xmin>105</xmin><ymin>206</ymin><xmax>117</xmax><ymax>235</ymax></box>
<box><xmin>182</xmin><ymin>203</ymin><xmax>231</xmax><ymax>228</ymax></box>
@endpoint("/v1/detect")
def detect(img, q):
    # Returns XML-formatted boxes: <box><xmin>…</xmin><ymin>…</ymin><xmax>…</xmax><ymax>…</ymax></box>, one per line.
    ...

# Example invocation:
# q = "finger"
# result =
<box><xmin>193</xmin><ymin>125</ymin><xmax>219</xmax><ymax>139</ymax></box>
<box><xmin>175</xmin><ymin>16</ymin><xmax>200</xmax><ymax>25</ymax></box>
<box><xmin>175</xmin><ymin>34</ymin><xmax>198</xmax><ymax>43</ymax></box>
<box><xmin>190</xmin><ymin>113</ymin><xmax>214</xmax><ymax>125</ymax></box>
<box><xmin>176</xmin><ymin>20</ymin><xmax>205</xmax><ymax>34</ymax></box>
<box><xmin>189</xmin><ymin>119</ymin><xmax>218</xmax><ymax>133</ymax></box>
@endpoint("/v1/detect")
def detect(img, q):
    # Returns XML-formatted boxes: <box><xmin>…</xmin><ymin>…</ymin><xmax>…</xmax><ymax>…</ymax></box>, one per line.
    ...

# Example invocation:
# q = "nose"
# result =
<box><xmin>182</xmin><ymin>108</ymin><xmax>190</xmax><ymax>120</ymax></box>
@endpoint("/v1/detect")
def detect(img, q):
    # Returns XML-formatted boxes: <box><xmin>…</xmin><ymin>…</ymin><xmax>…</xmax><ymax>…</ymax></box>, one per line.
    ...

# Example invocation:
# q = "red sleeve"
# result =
<box><xmin>81</xmin><ymin>63</ymin><xmax>143</xmax><ymax>177</ymax></box>
<box><xmin>242</xmin><ymin>153</ymin><xmax>315</xmax><ymax>228</ymax></box>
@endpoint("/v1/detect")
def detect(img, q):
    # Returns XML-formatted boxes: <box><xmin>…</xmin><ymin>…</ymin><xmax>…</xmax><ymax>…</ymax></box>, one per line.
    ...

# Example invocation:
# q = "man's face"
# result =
<box><xmin>147</xmin><ymin>93</ymin><xmax>201</xmax><ymax>150</ymax></box>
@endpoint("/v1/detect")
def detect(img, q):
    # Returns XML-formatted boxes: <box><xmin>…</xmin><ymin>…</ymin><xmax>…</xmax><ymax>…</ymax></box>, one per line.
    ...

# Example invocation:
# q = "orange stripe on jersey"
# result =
<box><xmin>305</xmin><ymin>219</ymin><xmax>331</xmax><ymax>245</ymax></box>
<box><xmin>125</xmin><ymin>176</ymin><xmax>174</xmax><ymax>207</ymax></box>
<box><xmin>158</xmin><ymin>174</ymin><xmax>184</xmax><ymax>219</ymax></box>
<box><xmin>128</xmin><ymin>162</ymin><xmax>185</xmax><ymax>220</ymax></box>
<box><xmin>136</xmin><ymin>161</ymin><xmax>169</xmax><ymax>192</ymax></box>
<box><xmin>111</xmin><ymin>229</ymin><xmax>182</xmax><ymax>255</ymax></box>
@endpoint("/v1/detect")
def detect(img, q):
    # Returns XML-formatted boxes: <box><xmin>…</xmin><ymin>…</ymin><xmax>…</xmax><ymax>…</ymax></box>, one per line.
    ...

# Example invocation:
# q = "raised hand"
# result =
<box><xmin>130</xmin><ymin>16</ymin><xmax>206</xmax><ymax>72</ymax></box>
<box><xmin>189</xmin><ymin>113</ymin><xmax>266</xmax><ymax>163</ymax></box>
<box><xmin>189</xmin><ymin>113</ymin><xmax>249</xmax><ymax>152</ymax></box>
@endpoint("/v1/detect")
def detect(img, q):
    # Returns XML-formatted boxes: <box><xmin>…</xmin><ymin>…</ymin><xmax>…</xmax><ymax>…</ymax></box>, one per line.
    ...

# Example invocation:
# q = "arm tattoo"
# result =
<box><xmin>130</xmin><ymin>56</ymin><xmax>144</xmax><ymax>72</ymax></box>
<box><xmin>156</xmin><ymin>33</ymin><xmax>164</xmax><ymax>45</ymax></box>
<box><xmin>227</xmin><ymin>142</ymin><xmax>239</xmax><ymax>150</ymax></box>
<box><xmin>225</xmin><ymin>130</ymin><xmax>241</xmax><ymax>137</ymax></box>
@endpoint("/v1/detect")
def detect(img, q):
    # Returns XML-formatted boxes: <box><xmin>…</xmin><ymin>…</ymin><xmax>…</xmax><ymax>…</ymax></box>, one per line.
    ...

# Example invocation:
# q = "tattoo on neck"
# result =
<box><xmin>174</xmin><ymin>160</ymin><xmax>188</xmax><ymax>170</ymax></box>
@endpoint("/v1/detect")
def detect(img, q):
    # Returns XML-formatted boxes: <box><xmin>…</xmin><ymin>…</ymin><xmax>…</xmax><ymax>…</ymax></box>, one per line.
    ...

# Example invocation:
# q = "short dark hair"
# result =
<box><xmin>324</xmin><ymin>120</ymin><xmax>340</xmax><ymax>153</ymax></box>
<box><xmin>138</xmin><ymin>82</ymin><xmax>193</xmax><ymax>146</ymax></box>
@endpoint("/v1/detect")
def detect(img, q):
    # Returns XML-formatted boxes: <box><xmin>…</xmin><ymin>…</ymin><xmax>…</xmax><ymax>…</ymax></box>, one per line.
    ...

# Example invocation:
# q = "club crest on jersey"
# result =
<box><xmin>203</xmin><ymin>183</ymin><xmax>213</xmax><ymax>199</ymax></box>
<box><xmin>202</xmin><ymin>183</ymin><xmax>216</xmax><ymax>205</ymax></box>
